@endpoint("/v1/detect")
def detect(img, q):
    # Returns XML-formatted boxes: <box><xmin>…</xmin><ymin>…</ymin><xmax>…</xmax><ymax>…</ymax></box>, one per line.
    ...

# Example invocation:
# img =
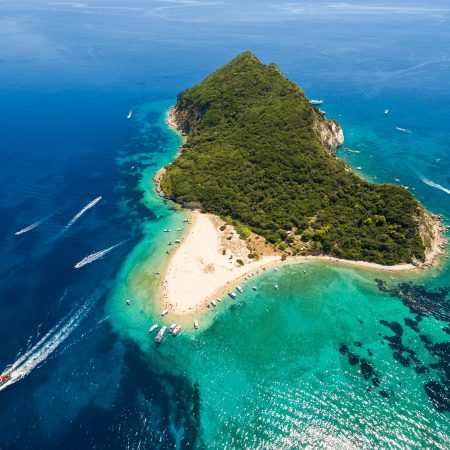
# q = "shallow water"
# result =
<box><xmin>1</xmin><ymin>1</ymin><xmax>450</xmax><ymax>448</ymax></box>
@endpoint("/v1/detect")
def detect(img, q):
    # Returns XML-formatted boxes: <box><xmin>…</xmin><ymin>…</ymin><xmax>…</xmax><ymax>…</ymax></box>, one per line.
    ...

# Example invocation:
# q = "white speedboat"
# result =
<box><xmin>309</xmin><ymin>99</ymin><xmax>323</xmax><ymax>105</ymax></box>
<box><xmin>211</xmin><ymin>300</ymin><xmax>217</xmax><ymax>307</ymax></box>
<box><xmin>236</xmin><ymin>286</ymin><xmax>243</xmax><ymax>293</ymax></box>
<box><xmin>384</xmin><ymin>109</ymin><xmax>389</xmax><ymax>114</ymax></box>
<box><xmin>149</xmin><ymin>324</ymin><xmax>158</xmax><ymax>333</ymax></box>
<box><xmin>161</xmin><ymin>309</ymin><xmax>169</xmax><ymax>316</ymax></box>
<box><xmin>155</xmin><ymin>326</ymin><xmax>167</xmax><ymax>343</ymax></box>
<box><xmin>172</xmin><ymin>325</ymin><xmax>182</xmax><ymax>336</ymax></box>
<box><xmin>127</xmin><ymin>110</ymin><xmax>133</xmax><ymax>119</ymax></box>
<box><xmin>194</xmin><ymin>319</ymin><xmax>199</xmax><ymax>329</ymax></box>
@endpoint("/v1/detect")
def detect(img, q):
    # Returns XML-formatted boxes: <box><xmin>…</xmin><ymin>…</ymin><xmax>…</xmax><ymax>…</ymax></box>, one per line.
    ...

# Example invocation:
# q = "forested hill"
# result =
<box><xmin>160</xmin><ymin>51</ymin><xmax>432</xmax><ymax>265</ymax></box>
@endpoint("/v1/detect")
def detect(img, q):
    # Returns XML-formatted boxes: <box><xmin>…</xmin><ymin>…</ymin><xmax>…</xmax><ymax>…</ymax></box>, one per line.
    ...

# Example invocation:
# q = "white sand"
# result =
<box><xmin>160</xmin><ymin>211</ymin><xmax>279</xmax><ymax>314</ymax></box>
<box><xmin>159</xmin><ymin>211</ymin><xmax>446</xmax><ymax>316</ymax></box>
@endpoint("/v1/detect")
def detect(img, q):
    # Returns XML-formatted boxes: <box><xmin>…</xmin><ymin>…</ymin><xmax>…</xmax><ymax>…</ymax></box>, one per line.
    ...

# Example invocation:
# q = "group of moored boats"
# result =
<box><xmin>149</xmin><ymin>322</ymin><xmax>182</xmax><ymax>343</ymax></box>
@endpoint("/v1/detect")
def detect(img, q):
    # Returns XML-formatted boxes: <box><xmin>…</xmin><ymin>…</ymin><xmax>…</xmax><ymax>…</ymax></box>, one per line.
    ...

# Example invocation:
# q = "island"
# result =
<box><xmin>154</xmin><ymin>51</ymin><xmax>446</xmax><ymax>315</ymax></box>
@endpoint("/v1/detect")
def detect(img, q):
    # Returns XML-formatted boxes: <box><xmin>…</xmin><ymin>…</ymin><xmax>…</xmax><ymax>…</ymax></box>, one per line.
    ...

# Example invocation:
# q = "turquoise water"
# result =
<box><xmin>1</xmin><ymin>1</ymin><xmax>450</xmax><ymax>448</ymax></box>
<box><xmin>108</xmin><ymin>98</ymin><xmax>450</xmax><ymax>447</ymax></box>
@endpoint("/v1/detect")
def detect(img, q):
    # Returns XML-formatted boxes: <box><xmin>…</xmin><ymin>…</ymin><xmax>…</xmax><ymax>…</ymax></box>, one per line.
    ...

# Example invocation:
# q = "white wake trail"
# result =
<box><xmin>74</xmin><ymin>241</ymin><xmax>124</xmax><ymax>269</ymax></box>
<box><xmin>64</xmin><ymin>196</ymin><xmax>102</xmax><ymax>230</ymax></box>
<box><xmin>0</xmin><ymin>302</ymin><xmax>92</xmax><ymax>392</ymax></box>
<box><xmin>15</xmin><ymin>213</ymin><xmax>54</xmax><ymax>236</ymax></box>
<box><xmin>420</xmin><ymin>176</ymin><xmax>450</xmax><ymax>195</ymax></box>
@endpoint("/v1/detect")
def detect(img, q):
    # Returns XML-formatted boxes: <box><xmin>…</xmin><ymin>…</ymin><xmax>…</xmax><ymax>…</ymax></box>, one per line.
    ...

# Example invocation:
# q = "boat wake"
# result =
<box><xmin>64</xmin><ymin>196</ymin><xmax>102</xmax><ymax>231</ymax></box>
<box><xmin>420</xmin><ymin>177</ymin><xmax>450</xmax><ymax>195</ymax></box>
<box><xmin>15</xmin><ymin>214</ymin><xmax>52</xmax><ymax>236</ymax></box>
<box><xmin>0</xmin><ymin>300</ymin><xmax>92</xmax><ymax>392</ymax></box>
<box><xmin>74</xmin><ymin>241</ymin><xmax>124</xmax><ymax>269</ymax></box>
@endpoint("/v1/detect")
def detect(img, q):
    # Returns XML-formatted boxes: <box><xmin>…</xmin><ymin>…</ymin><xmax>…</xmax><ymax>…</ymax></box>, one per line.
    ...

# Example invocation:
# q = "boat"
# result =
<box><xmin>0</xmin><ymin>373</ymin><xmax>11</xmax><ymax>386</ymax></box>
<box><xmin>236</xmin><ymin>286</ymin><xmax>243</xmax><ymax>293</ymax></box>
<box><xmin>126</xmin><ymin>299</ymin><xmax>131</xmax><ymax>305</ymax></box>
<box><xmin>211</xmin><ymin>300</ymin><xmax>217</xmax><ymax>307</ymax></box>
<box><xmin>161</xmin><ymin>309</ymin><xmax>169</xmax><ymax>316</ymax></box>
<box><xmin>319</xmin><ymin>109</ymin><xmax>326</xmax><ymax>115</ymax></box>
<box><xmin>174</xmin><ymin>239</ymin><xmax>181</xmax><ymax>244</ymax></box>
<box><xmin>155</xmin><ymin>326</ymin><xmax>167</xmax><ymax>343</ymax></box>
<box><xmin>275</xmin><ymin>284</ymin><xmax>279</xmax><ymax>290</ymax></box>
<box><xmin>357</xmin><ymin>166</ymin><xmax>362</xmax><ymax>170</ymax></box>
<box><xmin>127</xmin><ymin>110</ymin><xmax>133</xmax><ymax>119</ymax></box>
<box><xmin>216</xmin><ymin>298</ymin><xmax>222</xmax><ymax>302</ymax></box>
<box><xmin>252</xmin><ymin>286</ymin><xmax>257</xmax><ymax>291</ymax></box>
<box><xmin>164</xmin><ymin>229</ymin><xmax>171</xmax><ymax>232</ymax></box>
<box><xmin>194</xmin><ymin>319</ymin><xmax>199</xmax><ymax>329</ymax></box>
<box><xmin>228</xmin><ymin>291</ymin><xmax>237</xmax><ymax>299</ymax></box>
<box><xmin>149</xmin><ymin>324</ymin><xmax>158</xmax><ymax>333</ymax></box>
<box><xmin>309</xmin><ymin>99</ymin><xmax>323</xmax><ymax>105</ymax></box>
<box><xmin>384</xmin><ymin>109</ymin><xmax>389</xmax><ymax>114</ymax></box>
<box><xmin>171</xmin><ymin>325</ymin><xmax>182</xmax><ymax>336</ymax></box>
<box><xmin>169</xmin><ymin>323</ymin><xmax>177</xmax><ymax>332</ymax></box>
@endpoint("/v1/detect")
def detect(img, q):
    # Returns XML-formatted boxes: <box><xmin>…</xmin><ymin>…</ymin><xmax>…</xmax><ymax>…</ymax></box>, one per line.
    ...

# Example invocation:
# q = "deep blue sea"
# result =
<box><xmin>0</xmin><ymin>1</ymin><xmax>450</xmax><ymax>448</ymax></box>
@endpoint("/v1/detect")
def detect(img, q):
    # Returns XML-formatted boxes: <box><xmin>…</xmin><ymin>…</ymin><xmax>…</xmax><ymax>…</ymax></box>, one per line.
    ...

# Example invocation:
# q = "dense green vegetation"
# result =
<box><xmin>160</xmin><ymin>51</ymin><xmax>429</xmax><ymax>264</ymax></box>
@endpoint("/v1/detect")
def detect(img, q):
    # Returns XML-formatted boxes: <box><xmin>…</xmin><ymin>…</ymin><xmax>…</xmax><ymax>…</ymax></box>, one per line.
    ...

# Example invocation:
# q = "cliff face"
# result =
<box><xmin>160</xmin><ymin>51</ymin><xmax>435</xmax><ymax>265</ymax></box>
<box><xmin>314</xmin><ymin>116</ymin><xmax>345</xmax><ymax>153</ymax></box>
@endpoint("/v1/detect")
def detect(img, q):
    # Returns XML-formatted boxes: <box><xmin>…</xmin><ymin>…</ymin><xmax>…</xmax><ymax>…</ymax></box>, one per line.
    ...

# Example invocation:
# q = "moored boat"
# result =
<box><xmin>155</xmin><ymin>326</ymin><xmax>167</xmax><ymax>343</ymax></box>
<box><xmin>194</xmin><ymin>319</ymin><xmax>199</xmax><ymax>329</ymax></box>
<box><xmin>149</xmin><ymin>324</ymin><xmax>158</xmax><ymax>333</ymax></box>
<box><xmin>161</xmin><ymin>309</ymin><xmax>169</xmax><ymax>316</ymax></box>
<box><xmin>211</xmin><ymin>300</ymin><xmax>217</xmax><ymax>307</ymax></box>
<box><xmin>172</xmin><ymin>325</ymin><xmax>182</xmax><ymax>336</ymax></box>
<box><xmin>309</xmin><ymin>99</ymin><xmax>323</xmax><ymax>105</ymax></box>
<box><xmin>228</xmin><ymin>291</ymin><xmax>237</xmax><ymax>299</ymax></box>
<box><xmin>236</xmin><ymin>286</ymin><xmax>243</xmax><ymax>293</ymax></box>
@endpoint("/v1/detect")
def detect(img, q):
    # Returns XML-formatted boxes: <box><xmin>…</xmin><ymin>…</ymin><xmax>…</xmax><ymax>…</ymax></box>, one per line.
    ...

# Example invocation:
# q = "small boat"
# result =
<box><xmin>169</xmin><ymin>323</ymin><xmax>177</xmax><ymax>332</ymax></box>
<box><xmin>236</xmin><ymin>286</ymin><xmax>243</xmax><ymax>293</ymax></box>
<box><xmin>357</xmin><ymin>166</ymin><xmax>362</xmax><ymax>170</ymax></box>
<box><xmin>275</xmin><ymin>284</ymin><xmax>279</xmax><ymax>290</ymax></box>
<box><xmin>155</xmin><ymin>326</ymin><xmax>167</xmax><ymax>343</ymax></box>
<box><xmin>384</xmin><ymin>109</ymin><xmax>389</xmax><ymax>115</ymax></box>
<box><xmin>149</xmin><ymin>324</ymin><xmax>158</xmax><ymax>333</ymax></box>
<box><xmin>164</xmin><ymin>229</ymin><xmax>171</xmax><ymax>232</ymax></box>
<box><xmin>252</xmin><ymin>286</ymin><xmax>257</xmax><ymax>291</ymax></box>
<box><xmin>126</xmin><ymin>299</ymin><xmax>131</xmax><ymax>305</ymax></box>
<box><xmin>174</xmin><ymin>239</ymin><xmax>181</xmax><ymax>244</ymax></box>
<box><xmin>161</xmin><ymin>309</ymin><xmax>169</xmax><ymax>316</ymax></box>
<box><xmin>395</xmin><ymin>127</ymin><xmax>412</xmax><ymax>133</ymax></box>
<box><xmin>127</xmin><ymin>110</ymin><xmax>133</xmax><ymax>119</ymax></box>
<box><xmin>319</xmin><ymin>109</ymin><xmax>326</xmax><ymax>115</ymax></box>
<box><xmin>167</xmin><ymin>241</ymin><xmax>172</xmax><ymax>245</ymax></box>
<box><xmin>155</xmin><ymin>271</ymin><xmax>161</xmax><ymax>275</ymax></box>
<box><xmin>183</xmin><ymin>219</ymin><xmax>189</xmax><ymax>223</ymax></box>
<box><xmin>172</xmin><ymin>325</ymin><xmax>182</xmax><ymax>336</ymax></box>
<box><xmin>177</xmin><ymin>228</ymin><xmax>182</xmax><ymax>231</ymax></box>
<box><xmin>228</xmin><ymin>291</ymin><xmax>237</xmax><ymax>299</ymax></box>
<box><xmin>0</xmin><ymin>374</ymin><xmax>11</xmax><ymax>386</ymax></box>
<box><xmin>216</xmin><ymin>298</ymin><xmax>222</xmax><ymax>302</ymax></box>
<box><xmin>309</xmin><ymin>99</ymin><xmax>323</xmax><ymax>105</ymax></box>
<box><xmin>211</xmin><ymin>300</ymin><xmax>217</xmax><ymax>307</ymax></box>
<box><xmin>194</xmin><ymin>319</ymin><xmax>199</xmax><ymax>329</ymax></box>
<box><xmin>275</xmin><ymin>268</ymin><xmax>278</xmax><ymax>272</ymax></box>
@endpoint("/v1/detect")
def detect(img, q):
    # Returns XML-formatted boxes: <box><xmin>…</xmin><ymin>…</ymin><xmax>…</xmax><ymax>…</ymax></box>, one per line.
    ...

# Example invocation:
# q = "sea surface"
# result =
<box><xmin>1</xmin><ymin>1</ymin><xmax>450</xmax><ymax>448</ymax></box>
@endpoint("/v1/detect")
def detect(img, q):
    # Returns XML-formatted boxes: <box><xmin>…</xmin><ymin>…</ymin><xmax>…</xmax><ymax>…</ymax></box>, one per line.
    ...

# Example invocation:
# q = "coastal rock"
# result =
<box><xmin>314</xmin><ymin>117</ymin><xmax>344</xmax><ymax>153</ymax></box>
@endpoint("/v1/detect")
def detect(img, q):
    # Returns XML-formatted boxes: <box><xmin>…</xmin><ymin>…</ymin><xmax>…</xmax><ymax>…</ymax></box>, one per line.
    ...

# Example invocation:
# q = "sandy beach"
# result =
<box><xmin>157</xmin><ymin>209</ymin><xmax>447</xmax><ymax>315</ymax></box>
